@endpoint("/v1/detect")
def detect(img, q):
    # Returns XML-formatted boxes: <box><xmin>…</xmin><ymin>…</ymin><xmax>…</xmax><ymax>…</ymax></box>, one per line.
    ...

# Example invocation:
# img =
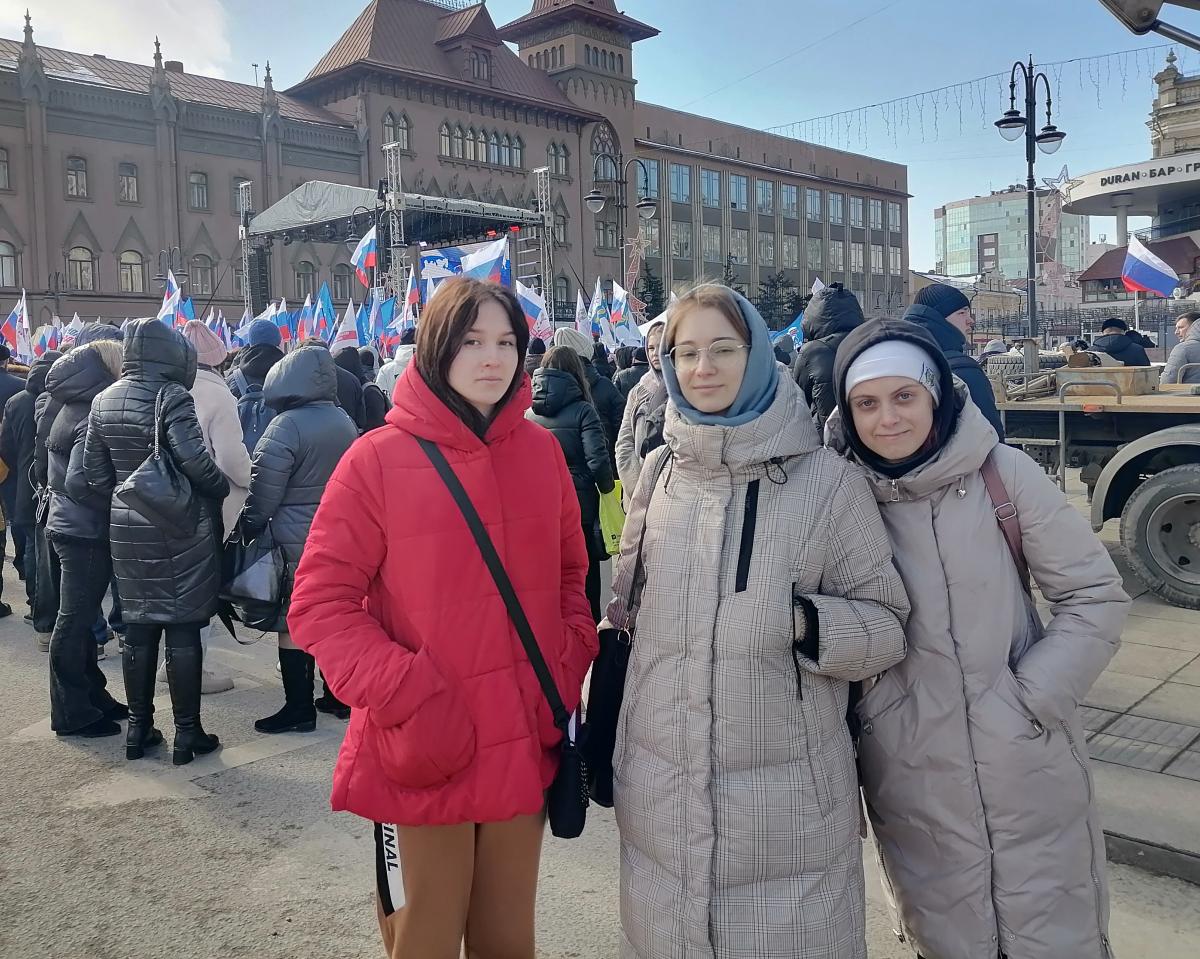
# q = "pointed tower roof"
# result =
<box><xmin>293</xmin><ymin>0</ymin><xmax>597</xmax><ymax>116</ymax></box>
<box><xmin>497</xmin><ymin>0</ymin><xmax>658</xmax><ymax>42</ymax></box>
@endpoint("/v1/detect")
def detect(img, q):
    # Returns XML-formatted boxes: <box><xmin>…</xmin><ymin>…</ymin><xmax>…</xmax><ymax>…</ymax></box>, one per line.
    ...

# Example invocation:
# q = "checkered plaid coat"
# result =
<box><xmin>606</xmin><ymin>374</ymin><xmax>909</xmax><ymax>958</ymax></box>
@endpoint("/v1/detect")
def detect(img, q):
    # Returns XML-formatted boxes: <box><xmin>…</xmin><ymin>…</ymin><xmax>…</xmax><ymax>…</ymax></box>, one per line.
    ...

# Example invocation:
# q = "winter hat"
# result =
<box><xmin>633</xmin><ymin>347</ymin><xmax>647</xmax><ymax>364</ymax></box>
<box><xmin>913</xmin><ymin>283</ymin><xmax>971</xmax><ymax>320</ymax></box>
<box><xmin>358</xmin><ymin>347</ymin><xmax>377</xmax><ymax>372</ymax></box>
<box><xmin>181</xmin><ymin>320</ymin><xmax>228</xmax><ymax>368</ymax></box>
<box><xmin>247</xmin><ymin>318</ymin><xmax>282</xmax><ymax>348</ymax></box>
<box><xmin>1101</xmin><ymin>317</ymin><xmax>1128</xmax><ymax>332</ymax></box>
<box><xmin>399</xmin><ymin>326</ymin><xmax>417</xmax><ymax>346</ymax></box>
<box><xmin>845</xmin><ymin>338</ymin><xmax>942</xmax><ymax>406</ymax></box>
<box><xmin>528</xmin><ymin>337</ymin><xmax>547</xmax><ymax>356</ymax></box>
<box><xmin>980</xmin><ymin>338</ymin><xmax>1006</xmax><ymax>356</ymax></box>
<box><xmin>553</xmin><ymin>327</ymin><xmax>594</xmax><ymax>360</ymax></box>
<box><xmin>74</xmin><ymin>322</ymin><xmax>124</xmax><ymax>347</ymax></box>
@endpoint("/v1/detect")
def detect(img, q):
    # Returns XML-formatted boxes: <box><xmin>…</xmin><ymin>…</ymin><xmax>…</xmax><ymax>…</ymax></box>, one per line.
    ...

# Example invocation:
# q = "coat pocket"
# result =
<box><xmin>994</xmin><ymin>667</ymin><xmax>1046</xmax><ymax>739</ymax></box>
<box><xmin>371</xmin><ymin>686</ymin><xmax>478</xmax><ymax>790</ymax></box>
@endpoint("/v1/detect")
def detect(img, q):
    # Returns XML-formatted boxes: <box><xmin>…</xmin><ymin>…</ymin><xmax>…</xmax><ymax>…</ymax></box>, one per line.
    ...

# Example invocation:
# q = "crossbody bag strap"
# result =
<box><xmin>980</xmin><ymin>450</ymin><xmax>1031</xmax><ymax>595</ymax></box>
<box><xmin>415</xmin><ymin>436</ymin><xmax>571</xmax><ymax>732</ymax></box>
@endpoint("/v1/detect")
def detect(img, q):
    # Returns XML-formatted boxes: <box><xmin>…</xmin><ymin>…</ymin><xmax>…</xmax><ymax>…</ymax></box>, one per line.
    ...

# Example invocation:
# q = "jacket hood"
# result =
<box><xmin>1188</xmin><ymin>320</ymin><xmax>1200</xmax><ymax>344</ymax></box>
<box><xmin>831</xmin><ymin>318</ymin><xmax>961</xmax><ymax>479</ymax></box>
<box><xmin>665</xmin><ymin>373</ymin><xmax>820</xmax><ymax>474</ymax></box>
<box><xmin>1093</xmin><ymin>332</ymin><xmax>1140</xmax><ymax>361</ymax></box>
<box><xmin>530</xmin><ymin>368</ymin><xmax>585</xmax><ymax>417</ymax></box>
<box><xmin>45</xmin><ymin>346</ymin><xmax>114</xmax><ymax>406</ymax></box>
<box><xmin>334</xmin><ymin>346</ymin><xmax>367</xmax><ymax>382</ymax></box>
<box><xmin>801</xmin><ymin>285</ymin><xmax>865</xmax><ymax>341</ymax></box>
<box><xmin>828</xmin><ymin>380</ymin><xmax>998</xmax><ymax>503</ymax></box>
<box><xmin>122</xmin><ymin>318</ymin><xmax>196</xmax><ymax>387</ymax></box>
<box><xmin>236</xmin><ymin>342</ymin><xmax>285</xmax><ymax>380</ymax></box>
<box><xmin>74</xmin><ymin>322</ymin><xmax>123</xmax><ymax>348</ymax></box>
<box><xmin>902</xmin><ymin>302</ymin><xmax>967</xmax><ymax>354</ymax></box>
<box><xmin>24</xmin><ymin>350</ymin><xmax>62</xmax><ymax>395</ymax></box>
<box><xmin>263</xmin><ymin>345</ymin><xmax>339</xmax><ymax>412</ymax></box>
<box><xmin>386</xmin><ymin>362</ymin><xmax>533</xmax><ymax>452</ymax></box>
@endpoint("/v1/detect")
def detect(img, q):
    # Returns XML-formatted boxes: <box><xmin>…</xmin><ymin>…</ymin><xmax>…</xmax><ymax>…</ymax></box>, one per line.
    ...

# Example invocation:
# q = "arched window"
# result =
<box><xmin>559</xmin><ymin>44</ymin><xmax>565</xmax><ymax>66</ymax></box>
<box><xmin>592</xmin><ymin>123</ymin><xmax>617</xmax><ymax>179</ymax></box>
<box><xmin>553</xmin><ymin>212</ymin><xmax>567</xmax><ymax>244</ymax></box>
<box><xmin>382</xmin><ymin>112</ymin><xmax>397</xmax><ymax>144</ymax></box>
<box><xmin>332</xmin><ymin>263</ymin><xmax>353</xmax><ymax>302</ymax></box>
<box><xmin>470</xmin><ymin>52</ymin><xmax>490</xmax><ymax>81</ymax></box>
<box><xmin>0</xmin><ymin>241</ymin><xmax>16</xmax><ymax>287</ymax></box>
<box><xmin>451</xmin><ymin>125</ymin><xmax>465</xmax><ymax>159</ymax></box>
<box><xmin>118</xmin><ymin>162</ymin><xmax>138</xmax><ymax>203</ymax></box>
<box><xmin>618</xmin><ymin>53</ymin><xmax>624</xmax><ymax>73</ymax></box>
<box><xmin>0</xmin><ymin>148</ymin><xmax>10</xmax><ymax>191</ymax></box>
<box><xmin>512</xmin><ymin>136</ymin><xmax>524</xmax><ymax>169</ymax></box>
<box><xmin>554</xmin><ymin>276</ymin><xmax>569</xmax><ymax>308</ymax></box>
<box><xmin>465</xmin><ymin>128</ymin><xmax>477</xmax><ymax>162</ymax></box>
<box><xmin>535</xmin><ymin>51</ymin><xmax>542</xmax><ymax>69</ymax></box>
<box><xmin>67</xmin><ymin>246</ymin><xmax>94</xmax><ymax>291</ymax></box>
<box><xmin>66</xmin><ymin>156</ymin><xmax>87</xmax><ymax>198</ymax></box>
<box><xmin>584</xmin><ymin>45</ymin><xmax>591</xmax><ymax>66</ymax></box>
<box><xmin>609</xmin><ymin>51</ymin><xmax>617</xmax><ymax>71</ymax></box>
<box><xmin>528</xmin><ymin>55</ymin><xmax>534</xmax><ymax>67</ymax></box>
<box><xmin>549</xmin><ymin>47</ymin><xmax>557</xmax><ymax>69</ymax></box>
<box><xmin>188</xmin><ymin>171</ymin><xmax>210</xmax><ymax>211</ymax></box>
<box><xmin>118</xmin><ymin>250</ymin><xmax>145</xmax><ymax>293</ymax></box>
<box><xmin>294</xmin><ymin>260</ymin><xmax>315</xmax><ymax>300</ymax></box>
<box><xmin>476</xmin><ymin>129</ymin><xmax>487</xmax><ymax>161</ymax></box>
<box><xmin>488</xmin><ymin>131</ymin><xmax>500</xmax><ymax>165</ymax></box>
<box><xmin>190</xmin><ymin>253</ymin><xmax>214</xmax><ymax>295</ymax></box>
<box><xmin>439</xmin><ymin>123</ymin><xmax>451</xmax><ymax>156</ymax></box>
<box><xmin>500</xmin><ymin>134</ymin><xmax>512</xmax><ymax>167</ymax></box>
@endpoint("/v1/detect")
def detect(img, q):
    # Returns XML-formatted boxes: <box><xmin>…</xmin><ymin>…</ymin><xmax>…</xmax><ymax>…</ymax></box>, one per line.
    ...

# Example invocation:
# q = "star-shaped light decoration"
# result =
<box><xmin>1042</xmin><ymin>164</ymin><xmax>1082</xmax><ymax>203</ymax></box>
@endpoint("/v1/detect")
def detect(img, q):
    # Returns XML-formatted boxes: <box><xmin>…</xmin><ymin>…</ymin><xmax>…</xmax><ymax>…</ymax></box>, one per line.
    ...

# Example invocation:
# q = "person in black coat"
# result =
<box><xmin>613</xmin><ymin>348</ymin><xmax>650</xmax><ymax>401</ymax></box>
<box><xmin>1092</xmin><ymin>318</ymin><xmax>1152</xmax><ymax>367</ymax></box>
<box><xmin>523</xmin><ymin>336</ymin><xmax>547</xmax><ymax>378</ymax></box>
<box><xmin>592</xmin><ymin>340</ymin><xmax>616</xmax><ymax>379</ymax></box>
<box><xmin>45</xmin><ymin>341</ymin><xmax>127</xmax><ymax>737</ymax></box>
<box><xmin>526</xmin><ymin>346</ymin><xmax>615</xmax><ymax>621</ymax></box>
<box><xmin>335</xmin><ymin>346</ymin><xmax>387</xmax><ymax>432</ymax></box>
<box><xmin>0</xmin><ymin>350</ymin><xmax>61</xmax><ymax>626</ymax></box>
<box><xmin>553</xmin><ymin>327</ymin><xmax>624</xmax><ymax>451</ymax></box>
<box><xmin>84</xmin><ymin>319</ymin><xmax>231</xmax><ymax>765</ymax></box>
<box><xmin>791</xmin><ymin>283</ymin><xmax>865</xmax><ymax>430</ymax></box>
<box><xmin>0</xmin><ymin>344</ymin><xmax>26</xmax><ymax>576</ymax></box>
<box><xmin>900</xmin><ymin>283</ymin><xmax>1005</xmax><ymax>440</ymax></box>
<box><xmin>239</xmin><ymin>346</ymin><xmax>357</xmax><ymax>734</ymax></box>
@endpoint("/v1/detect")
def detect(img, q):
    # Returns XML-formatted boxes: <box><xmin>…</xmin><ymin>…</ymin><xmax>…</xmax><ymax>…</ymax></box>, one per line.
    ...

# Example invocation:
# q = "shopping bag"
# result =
<box><xmin>598</xmin><ymin>481</ymin><xmax>625</xmax><ymax>556</ymax></box>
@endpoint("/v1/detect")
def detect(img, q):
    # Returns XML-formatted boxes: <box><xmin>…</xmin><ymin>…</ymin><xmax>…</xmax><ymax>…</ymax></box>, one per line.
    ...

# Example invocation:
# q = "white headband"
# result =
<box><xmin>845</xmin><ymin>340</ymin><xmax>942</xmax><ymax>406</ymax></box>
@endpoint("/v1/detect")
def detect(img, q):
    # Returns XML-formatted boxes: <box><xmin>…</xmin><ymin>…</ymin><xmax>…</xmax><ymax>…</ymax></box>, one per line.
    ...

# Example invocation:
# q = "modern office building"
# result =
<box><xmin>933</xmin><ymin>185</ymin><xmax>1090</xmax><ymax>281</ymax></box>
<box><xmin>0</xmin><ymin>0</ymin><xmax>909</xmax><ymax>325</ymax></box>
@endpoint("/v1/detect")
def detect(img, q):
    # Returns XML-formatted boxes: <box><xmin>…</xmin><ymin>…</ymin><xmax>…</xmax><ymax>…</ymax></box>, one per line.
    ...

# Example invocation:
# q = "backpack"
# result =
<box><xmin>230</xmin><ymin>369</ymin><xmax>274</xmax><ymax>455</ymax></box>
<box><xmin>364</xmin><ymin>381</ymin><xmax>391</xmax><ymax>412</ymax></box>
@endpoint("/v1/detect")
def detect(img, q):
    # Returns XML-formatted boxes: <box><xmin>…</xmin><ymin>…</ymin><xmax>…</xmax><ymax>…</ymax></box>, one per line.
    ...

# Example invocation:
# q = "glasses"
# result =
<box><xmin>669</xmin><ymin>342</ymin><xmax>750</xmax><ymax>371</ymax></box>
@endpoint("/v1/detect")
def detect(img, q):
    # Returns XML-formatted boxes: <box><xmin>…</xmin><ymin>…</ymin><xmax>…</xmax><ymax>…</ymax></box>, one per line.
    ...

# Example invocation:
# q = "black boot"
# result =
<box><xmin>165</xmin><ymin>642</ymin><xmax>221</xmax><ymax>766</ymax></box>
<box><xmin>255</xmin><ymin>648</ymin><xmax>317</xmax><ymax>734</ymax></box>
<box><xmin>123</xmin><ymin>641</ymin><xmax>163</xmax><ymax>760</ymax></box>
<box><xmin>314</xmin><ymin>674</ymin><xmax>351</xmax><ymax>720</ymax></box>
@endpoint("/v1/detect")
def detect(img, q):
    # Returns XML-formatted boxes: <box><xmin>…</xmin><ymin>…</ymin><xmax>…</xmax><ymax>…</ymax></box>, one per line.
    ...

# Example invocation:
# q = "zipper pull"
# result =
<box><xmin>889</xmin><ymin>479</ymin><xmax>900</xmax><ymax>502</ymax></box>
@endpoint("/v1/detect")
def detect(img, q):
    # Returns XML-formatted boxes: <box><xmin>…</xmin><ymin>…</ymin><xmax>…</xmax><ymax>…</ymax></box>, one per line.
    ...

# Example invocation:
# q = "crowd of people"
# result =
<box><xmin>5</xmin><ymin>274</ymin><xmax>1143</xmax><ymax>958</ymax></box>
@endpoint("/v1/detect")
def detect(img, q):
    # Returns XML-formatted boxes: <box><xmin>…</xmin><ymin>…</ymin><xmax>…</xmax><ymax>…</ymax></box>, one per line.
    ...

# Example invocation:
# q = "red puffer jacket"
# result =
<box><xmin>288</xmin><ymin>364</ymin><xmax>597</xmax><ymax>827</ymax></box>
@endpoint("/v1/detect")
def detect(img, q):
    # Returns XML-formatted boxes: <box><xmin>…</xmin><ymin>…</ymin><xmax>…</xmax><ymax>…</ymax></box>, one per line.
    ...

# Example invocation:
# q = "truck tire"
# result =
<box><xmin>1120</xmin><ymin>464</ymin><xmax>1200</xmax><ymax>609</ymax></box>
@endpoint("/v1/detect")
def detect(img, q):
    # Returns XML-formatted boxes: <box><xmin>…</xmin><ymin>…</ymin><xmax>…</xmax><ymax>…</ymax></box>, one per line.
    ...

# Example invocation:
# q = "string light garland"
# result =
<box><xmin>762</xmin><ymin>43</ymin><xmax>1195</xmax><ymax>154</ymax></box>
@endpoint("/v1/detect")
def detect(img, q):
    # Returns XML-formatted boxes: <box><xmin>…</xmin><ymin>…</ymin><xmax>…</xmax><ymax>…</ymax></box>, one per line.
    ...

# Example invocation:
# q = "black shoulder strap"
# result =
<box><xmin>415</xmin><ymin>436</ymin><xmax>571</xmax><ymax>732</ymax></box>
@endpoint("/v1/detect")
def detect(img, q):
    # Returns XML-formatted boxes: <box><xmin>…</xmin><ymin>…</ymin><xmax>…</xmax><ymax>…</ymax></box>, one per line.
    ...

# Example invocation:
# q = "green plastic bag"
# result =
<box><xmin>598</xmin><ymin>481</ymin><xmax>625</xmax><ymax>556</ymax></box>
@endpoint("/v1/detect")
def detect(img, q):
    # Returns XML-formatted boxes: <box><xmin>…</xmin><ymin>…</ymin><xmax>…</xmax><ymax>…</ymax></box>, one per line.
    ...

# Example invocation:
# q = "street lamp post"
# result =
<box><xmin>46</xmin><ymin>270</ymin><xmax>64</xmax><ymax>319</ymax></box>
<box><xmin>154</xmin><ymin>246</ymin><xmax>186</xmax><ymax>292</ymax></box>
<box><xmin>995</xmin><ymin>56</ymin><xmax>1066</xmax><ymax>370</ymax></box>
<box><xmin>584</xmin><ymin>153</ymin><xmax>657</xmax><ymax>286</ymax></box>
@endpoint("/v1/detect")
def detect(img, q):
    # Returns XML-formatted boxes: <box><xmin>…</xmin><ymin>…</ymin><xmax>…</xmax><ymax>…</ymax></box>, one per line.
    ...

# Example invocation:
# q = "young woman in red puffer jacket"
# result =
<box><xmin>288</xmin><ymin>276</ymin><xmax>596</xmax><ymax>959</ymax></box>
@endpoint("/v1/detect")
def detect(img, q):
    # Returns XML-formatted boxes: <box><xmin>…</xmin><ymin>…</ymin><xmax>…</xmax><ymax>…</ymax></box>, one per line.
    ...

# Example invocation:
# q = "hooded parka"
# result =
<box><xmin>614</xmin><ymin>320</ymin><xmax>668</xmax><ymax>498</ymax></box>
<box><xmin>791</xmin><ymin>284</ymin><xmax>864</xmax><ymax>429</ymax></box>
<box><xmin>526</xmin><ymin>367</ymin><xmax>614</xmax><ymax>537</ymax></box>
<box><xmin>287</xmin><ymin>364</ymin><xmax>597</xmax><ymax>827</ymax></box>
<box><xmin>83</xmin><ymin>320</ymin><xmax>230</xmax><ymax>625</ymax></box>
<box><xmin>606</xmin><ymin>373</ymin><xmax>909</xmax><ymax>959</ymax></box>
<box><xmin>0</xmin><ymin>352</ymin><xmax>59</xmax><ymax>526</ymax></box>
<box><xmin>45</xmin><ymin>347</ymin><xmax>117</xmax><ymax>541</ymax></box>
<box><xmin>827</xmin><ymin>319</ymin><xmax>1130</xmax><ymax>959</ymax></box>
<box><xmin>240</xmin><ymin>346</ymin><xmax>357</xmax><ymax>629</ymax></box>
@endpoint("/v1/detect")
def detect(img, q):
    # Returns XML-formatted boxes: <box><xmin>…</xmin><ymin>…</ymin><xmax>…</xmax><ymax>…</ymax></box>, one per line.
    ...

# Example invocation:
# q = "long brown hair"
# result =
<box><xmin>415</xmin><ymin>276</ymin><xmax>529</xmax><ymax>437</ymax></box>
<box><xmin>540</xmin><ymin>344</ymin><xmax>593</xmax><ymax>404</ymax></box>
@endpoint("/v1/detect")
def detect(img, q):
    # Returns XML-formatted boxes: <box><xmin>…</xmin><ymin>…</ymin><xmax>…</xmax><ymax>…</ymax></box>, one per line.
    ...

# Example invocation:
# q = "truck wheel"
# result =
<box><xmin>1120</xmin><ymin>464</ymin><xmax>1200</xmax><ymax>609</ymax></box>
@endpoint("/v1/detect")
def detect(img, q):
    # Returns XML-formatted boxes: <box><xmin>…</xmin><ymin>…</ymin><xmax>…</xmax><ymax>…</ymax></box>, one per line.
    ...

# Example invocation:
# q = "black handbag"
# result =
<box><xmin>580</xmin><ymin>449</ymin><xmax>670</xmax><ymax>807</ymax></box>
<box><xmin>220</xmin><ymin>523</ymin><xmax>289</xmax><ymax>635</ymax></box>
<box><xmin>114</xmin><ymin>386</ymin><xmax>198</xmax><ymax>537</ymax></box>
<box><xmin>417</xmin><ymin>436</ymin><xmax>588</xmax><ymax>840</ymax></box>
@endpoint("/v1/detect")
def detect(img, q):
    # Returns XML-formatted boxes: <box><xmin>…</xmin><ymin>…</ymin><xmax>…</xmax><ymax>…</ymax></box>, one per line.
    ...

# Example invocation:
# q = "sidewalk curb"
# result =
<box><xmin>1105</xmin><ymin>830</ymin><xmax>1200</xmax><ymax>886</ymax></box>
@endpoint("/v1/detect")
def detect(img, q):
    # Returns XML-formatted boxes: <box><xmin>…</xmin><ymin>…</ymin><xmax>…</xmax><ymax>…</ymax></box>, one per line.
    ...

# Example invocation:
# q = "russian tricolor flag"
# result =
<box><xmin>351</xmin><ymin>227</ymin><xmax>378</xmax><ymax>288</ymax></box>
<box><xmin>1122</xmin><ymin>236</ymin><xmax>1180</xmax><ymax>298</ymax></box>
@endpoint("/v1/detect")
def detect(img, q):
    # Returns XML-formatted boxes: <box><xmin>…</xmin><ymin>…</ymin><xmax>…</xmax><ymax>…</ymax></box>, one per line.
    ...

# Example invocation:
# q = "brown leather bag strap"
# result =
<box><xmin>980</xmin><ymin>451</ymin><xmax>1031</xmax><ymax>595</ymax></box>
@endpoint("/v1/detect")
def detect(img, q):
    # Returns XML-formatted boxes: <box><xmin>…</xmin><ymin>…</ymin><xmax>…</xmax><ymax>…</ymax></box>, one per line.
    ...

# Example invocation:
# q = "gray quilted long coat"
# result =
<box><xmin>828</xmin><ymin>388</ymin><xmax>1130</xmax><ymax>959</ymax></box>
<box><xmin>606</xmin><ymin>374</ymin><xmax>910</xmax><ymax>958</ymax></box>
